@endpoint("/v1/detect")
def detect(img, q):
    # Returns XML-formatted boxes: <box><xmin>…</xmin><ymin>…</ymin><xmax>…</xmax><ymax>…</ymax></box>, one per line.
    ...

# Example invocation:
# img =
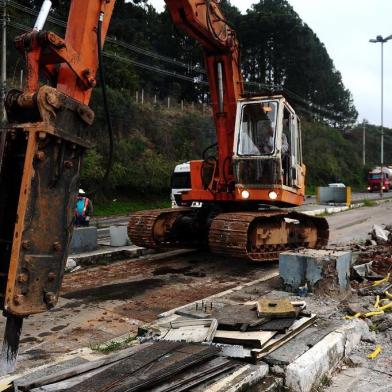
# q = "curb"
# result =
<box><xmin>285</xmin><ymin>319</ymin><xmax>368</xmax><ymax>392</ymax></box>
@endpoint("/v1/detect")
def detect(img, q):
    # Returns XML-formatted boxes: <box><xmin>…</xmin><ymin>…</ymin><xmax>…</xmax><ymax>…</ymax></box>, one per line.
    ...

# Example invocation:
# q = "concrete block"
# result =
<box><xmin>317</xmin><ymin>186</ymin><xmax>351</xmax><ymax>205</ymax></box>
<box><xmin>110</xmin><ymin>225</ymin><xmax>129</xmax><ymax>247</ymax></box>
<box><xmin>69</xmin><ymin>226</ymin><xmax>98</xmax><ymax>254</ymax></box>
<box><xmin>279</xmin><ymin>249</ymin><xmax>352</xmax><ymax>295</ymax></box>
<box><xmin>285</xmin><ymin>319</ymin><xmax>368</xmax><ymax>392</ymax></box>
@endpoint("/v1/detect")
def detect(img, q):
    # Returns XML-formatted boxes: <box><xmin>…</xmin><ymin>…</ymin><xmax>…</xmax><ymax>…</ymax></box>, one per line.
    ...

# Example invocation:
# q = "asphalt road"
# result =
<box><xmin>327</xmin><ymin>201</ymin><xmax>392</xmax><ymax>245</ymax></box>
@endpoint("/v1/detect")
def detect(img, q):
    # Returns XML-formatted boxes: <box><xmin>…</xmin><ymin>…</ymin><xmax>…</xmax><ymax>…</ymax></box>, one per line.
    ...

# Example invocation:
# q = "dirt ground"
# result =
<box><xmin>3</xmin><ymin>201</ymin><xmax>391</xmax><ymax>376</ymax></box>
<box><xmin>3</xmin><ymin>252</ymin><xmax>277</xmax><ymax>373</ymax></box>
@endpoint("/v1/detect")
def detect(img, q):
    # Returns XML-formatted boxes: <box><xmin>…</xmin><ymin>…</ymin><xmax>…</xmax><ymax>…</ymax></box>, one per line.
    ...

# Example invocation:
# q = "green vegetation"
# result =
<box><xmin>90</xmin><ymin>335</ymin><xmax>137</xmax><ymax>354</ymax></box>
<box><xmin>363</xmin><ymin>199</ymin><xmax>376</xmax><ymax>207</ymax></box>
<box><xmin>94</xmin><ymin>196</ymin><xmax>170</xmax><ymax>217</ymax></box>
<box><xmin>6</xmin><ymin>1</ymin><xmax>392</xmax><ymax>209</ymax></box>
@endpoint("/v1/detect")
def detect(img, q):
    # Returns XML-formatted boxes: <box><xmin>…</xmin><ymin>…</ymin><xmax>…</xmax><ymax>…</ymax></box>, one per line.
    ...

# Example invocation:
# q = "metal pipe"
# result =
<box><xmin>217</xmin><ymin>62</ymin><xmax>224</xmax><ymax>113</ymax></box>
<box><xmin>33</xmin><ymin>0</ymin><xmax>52</xmax><ymax>31</ymax></box>
<box><xmin>1</xmin><ymin>1</ymin><xmax>6</xmax><ymax>123</ymax></box>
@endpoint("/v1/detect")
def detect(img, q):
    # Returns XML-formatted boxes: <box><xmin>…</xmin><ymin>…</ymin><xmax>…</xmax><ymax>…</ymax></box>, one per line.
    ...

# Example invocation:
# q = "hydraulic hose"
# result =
<box><xmin>91</xmin><ymin>10</ymin><xmax>114</xmax><ymax>195</ymax></box>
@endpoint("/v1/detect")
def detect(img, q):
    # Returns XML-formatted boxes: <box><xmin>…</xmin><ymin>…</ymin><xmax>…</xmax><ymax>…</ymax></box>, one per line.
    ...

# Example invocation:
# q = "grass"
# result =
<box><xmin>93</xmin><ymin>196</ymin><xmax>170</xmax><ymax>217</ymax></box>
<box><xmin>90</xmin><ymin>335</ymin><xmax>137</xmax><ymax>354</ymax></box>
<box><xmin>363</xmin><ymin>199</ymin><xmax>376</xmax><ymax>207</ymax></box>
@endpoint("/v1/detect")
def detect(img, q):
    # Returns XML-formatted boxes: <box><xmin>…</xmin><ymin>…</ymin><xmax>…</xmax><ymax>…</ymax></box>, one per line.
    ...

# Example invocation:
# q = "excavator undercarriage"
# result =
<box><xmin>128</xmin><ymin>207</ymin><xmax>329</xmax><ymax>262</ymax></box>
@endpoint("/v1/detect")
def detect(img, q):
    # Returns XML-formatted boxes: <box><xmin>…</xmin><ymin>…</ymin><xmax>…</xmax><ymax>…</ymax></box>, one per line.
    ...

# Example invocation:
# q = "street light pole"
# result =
<box><xmin>370</xmin><ymin>34</ymin><xmax>392</xmax><ymax>197</ymax></box>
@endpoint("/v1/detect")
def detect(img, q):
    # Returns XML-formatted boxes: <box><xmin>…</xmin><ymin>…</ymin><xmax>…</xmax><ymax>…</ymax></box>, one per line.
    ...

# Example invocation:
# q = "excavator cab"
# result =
<box><xmin>233</xmin><ymin>96</ymin><xmax>305</xmax><ymax>207</ymax></box>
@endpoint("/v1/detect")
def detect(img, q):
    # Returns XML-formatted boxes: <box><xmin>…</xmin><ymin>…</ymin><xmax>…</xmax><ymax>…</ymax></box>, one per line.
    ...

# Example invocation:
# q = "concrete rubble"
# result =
<box><xmin>4</xmin><ymin>221</ymin><xmax>392</xmax><ymax>391</ymax></box>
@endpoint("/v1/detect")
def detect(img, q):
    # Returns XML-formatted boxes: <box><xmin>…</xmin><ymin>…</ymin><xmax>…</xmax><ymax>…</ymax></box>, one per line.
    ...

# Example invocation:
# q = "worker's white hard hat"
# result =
<box><xmin>78</xmin><ymin>188</ymin><xmax>86</xmax><ymax>195</ymax></box>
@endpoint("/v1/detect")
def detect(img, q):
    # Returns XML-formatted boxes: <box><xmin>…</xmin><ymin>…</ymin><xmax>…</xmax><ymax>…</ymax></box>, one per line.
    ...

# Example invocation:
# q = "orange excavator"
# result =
<box><xmin>0</xmin><ymin>0</ymin><xmax>328</xmax><ymax>374</ymax></box>
<box><xmin>128</xmin><ymin>1</ymin><xmax>329</xmax><ymax>261</ymax></box>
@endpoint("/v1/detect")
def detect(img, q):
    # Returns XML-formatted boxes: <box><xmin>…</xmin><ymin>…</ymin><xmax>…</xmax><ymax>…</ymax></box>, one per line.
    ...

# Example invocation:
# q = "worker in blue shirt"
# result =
<box><xmin>74</xmin><ymin>189</ymin><xmax>93</xmax><ymax>227</ymax></box>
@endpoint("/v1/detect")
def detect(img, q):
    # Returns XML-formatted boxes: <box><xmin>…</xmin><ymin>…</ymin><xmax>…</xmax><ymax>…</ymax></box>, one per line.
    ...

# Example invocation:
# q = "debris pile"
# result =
<box><xmin>346</xmin><ymin>224</ymin><xmax>392</xmax><ymax>360</ymax></box>
<box><xmin>153</xmin><ymin>298</ymin><xmax>316</xmax><ymax>361</ymax></box>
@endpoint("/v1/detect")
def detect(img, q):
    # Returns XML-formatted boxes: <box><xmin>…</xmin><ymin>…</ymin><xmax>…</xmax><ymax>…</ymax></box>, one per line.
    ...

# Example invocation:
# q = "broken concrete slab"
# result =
<box><xmin>371</xmin><ymin>224</ymin><xmax>390</xmax><ymax>244</ymax></box>
<box><xmin>280</xmin><ymin>249</ymin><xmax>352</xmax><ymax>295</ymax></box>
<box><xmin>263</xmin><ymin>319</ymin><xmax>341</xmax><ymax>366</ymax></box>
<box><xmin>285</xmin><ymin>319</ymin><xmax>368</xmax><ymax>392</ymax></box>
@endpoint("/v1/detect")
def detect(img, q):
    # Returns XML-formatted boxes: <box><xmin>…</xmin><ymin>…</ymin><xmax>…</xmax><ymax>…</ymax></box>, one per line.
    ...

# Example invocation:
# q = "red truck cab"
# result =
<box><xmin>368</xmin><ymin>168</ymin><xmax>391</xmax><ymax>192</ymax></box>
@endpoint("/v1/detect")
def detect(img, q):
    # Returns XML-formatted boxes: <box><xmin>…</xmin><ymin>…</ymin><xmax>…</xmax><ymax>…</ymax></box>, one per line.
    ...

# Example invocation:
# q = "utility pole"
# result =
<box><xmin>370</xmin><ymin>34</ymin><xmax>392</xmax><ymax>197</ymax></box>
<box><xmin>362</xmin><ymin>120</ymin><xmax>367</xmax><ymax>166</ymax></box>
<box><xmin>1</xmin><ymin>0</ymin><xmax>6</xmax><ymax>123</ymax></box>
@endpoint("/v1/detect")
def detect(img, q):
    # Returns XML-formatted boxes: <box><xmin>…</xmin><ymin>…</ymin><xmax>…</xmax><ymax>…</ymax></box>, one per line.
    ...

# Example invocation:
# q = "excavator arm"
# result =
<box><xmin>0</xmin><ymin>0</ymin><xmax>115</xmax><ymax>373</ymax></box>
<box><xmin>166</xmin><ymin>0</ymin><xmax>244</xmax><ymax>194</ymax></box>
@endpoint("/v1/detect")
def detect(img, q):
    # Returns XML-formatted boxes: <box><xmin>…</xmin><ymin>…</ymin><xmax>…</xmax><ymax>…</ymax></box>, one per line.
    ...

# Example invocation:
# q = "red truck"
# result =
<box><xmin>368</xmin><ymin>167</ymin><xmax>392</xmax><ymax>192</ymax></box>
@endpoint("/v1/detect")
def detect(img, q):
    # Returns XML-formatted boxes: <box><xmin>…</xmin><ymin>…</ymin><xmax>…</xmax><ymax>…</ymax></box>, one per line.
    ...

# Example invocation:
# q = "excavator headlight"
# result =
<box><xmin>269</xmin><ymin>191</ymin><xmax>278</xmax><ymax>200</ymax></box>
<box><xmin>241</xmin><ymin>190</ymin><xmax>250</xmax><ymax>199</ymax></box>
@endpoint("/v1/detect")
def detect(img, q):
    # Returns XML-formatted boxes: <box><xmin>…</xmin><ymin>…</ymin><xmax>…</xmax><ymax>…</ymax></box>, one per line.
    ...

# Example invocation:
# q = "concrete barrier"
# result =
<box><xmin>69</xmin><ymin>226</ymin><xmax>98</xmax><ymax>254</ymax></box>
<box><xmin>317</xmin><ymin>186</ymin><xmax>351</xmax><ymax>206</ymax></box>
<box><xmin>110</xmin><ymin>225</ymin><xmax>129</xmax><ymax>247</ymax></box>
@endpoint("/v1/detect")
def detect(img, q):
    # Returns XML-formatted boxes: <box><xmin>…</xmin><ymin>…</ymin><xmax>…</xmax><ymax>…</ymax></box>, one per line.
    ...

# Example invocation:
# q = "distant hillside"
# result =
<box><xmin>6</xmin><ymin>0</ymin><xmax>382</xmax><ymax>200</ymax></box>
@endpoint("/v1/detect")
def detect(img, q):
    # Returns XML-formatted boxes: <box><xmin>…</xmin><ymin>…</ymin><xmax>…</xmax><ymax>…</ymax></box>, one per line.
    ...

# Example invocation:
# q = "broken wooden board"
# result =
<box><xmin>150</xmin><ymin>357</ymin><xmax>238</xmax><ymax>392</ymax></box>
<box><xmin>257</xmin><ymin>299</ymin><xmax>297</xmax><ymax>319</ymax></box>
<box><xmin>213</xmin><ymin>330</ymin><xmax>276</xmax><ymax>349</ymax></box>
<box><xmin>160</xmin><ymin>319</ymin><xmax>218</xmax><ymax>343</ymax></box>
<box><xmin>263</xmin><ymin>319</ymin><xmax>341</xmax><ymax>365</ymax></box>
<box><xmin>24</xmin><ymin>342</ymin><xmax>220</xmax><ymax>392</ymax></box>
<box><xmin>253</xmin><ymin>314</ymin><xmax>317</xmax><ymax>360</ymax></box>
<box><xmin>14</xmin><ymin>344</ymin><xmax>153</xmax><ymax>391</ymax></box>
<box><xmin>211</xmin><ymin>304</ymin><xmax>269</xmax><ymax>331</ymax></box>
<box><xmin>258</xmin><ymin>318</ymin><xmax>296</xmax><ymax>332</ymax></box>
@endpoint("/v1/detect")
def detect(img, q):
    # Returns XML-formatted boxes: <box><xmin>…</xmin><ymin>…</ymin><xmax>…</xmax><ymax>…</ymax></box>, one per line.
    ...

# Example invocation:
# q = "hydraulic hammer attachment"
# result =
<box><xmin>0</xmin><ymin>86</ymin><xmax>93</xmax><ymax>317</ymax></box>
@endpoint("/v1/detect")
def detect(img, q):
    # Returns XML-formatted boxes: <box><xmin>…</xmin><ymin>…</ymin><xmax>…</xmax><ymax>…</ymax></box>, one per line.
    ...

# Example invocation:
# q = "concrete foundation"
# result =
<box><xmin>69</xmin><ymin>226</ymin><xmax>98</xmax><ymax>254</ymax></box>
<box><xmin>279</xmin><ymin>249</ymin><xmax>352</xmax><ymax>295</ymax></box>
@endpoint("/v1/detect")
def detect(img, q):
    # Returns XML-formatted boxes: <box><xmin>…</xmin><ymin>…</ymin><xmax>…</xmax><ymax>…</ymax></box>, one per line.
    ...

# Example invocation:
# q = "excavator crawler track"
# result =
<box><xmin>209</xmin><ymin>210</ymin><xmax>329</xmax><ymax>262</ymax></box>
<box><xmin>128</xmin><ymin>208</ymin><xmax>193</xmax><ymax>249</ymax></box>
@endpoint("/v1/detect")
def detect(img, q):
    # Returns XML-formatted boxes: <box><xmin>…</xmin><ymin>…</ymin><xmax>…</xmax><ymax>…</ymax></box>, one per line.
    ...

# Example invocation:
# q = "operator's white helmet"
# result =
<box><xmin>78</xmin><ymin>188</ymin><xmax>86</xmax><ymax>195</ymax></box>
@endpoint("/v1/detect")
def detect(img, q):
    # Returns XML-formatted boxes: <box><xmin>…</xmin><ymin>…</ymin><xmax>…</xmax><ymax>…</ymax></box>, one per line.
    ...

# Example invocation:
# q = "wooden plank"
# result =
<box><xmin>213</xmin><ymin>330</ymin><xmax>276</xmax><ymax>348</ymax></box>
<box><xmin>15</xmin><ymin>342</ymin><xmax>153</xmax><ymax>391</ymax></box>
<box><xmin>257</xmin><ymin>299</ymin><xmax>297</xmax><ymax>318</ymax></box>
<box><xmin>161</xmin><ymin>319</ymin><xmax>218</xmax><ymax>343</ymax></box>
<box><xmin>253</xmin><ymin>315</ymin><xmax>317</xmax><ymax>360</ymax></box>
<box><xmin>37</xmin><ymin>343</ymin><xmax>218</xmax><ymax>392</ymax></box>
<box><xmin>150</xmin><ymin>357</ymin><xmax>237</xmax><ymax>392</ymax></box>
<box><xmin>105</xmin><ymin>344</ymin><xmax>220</xmax><ymax>392</ymax></box>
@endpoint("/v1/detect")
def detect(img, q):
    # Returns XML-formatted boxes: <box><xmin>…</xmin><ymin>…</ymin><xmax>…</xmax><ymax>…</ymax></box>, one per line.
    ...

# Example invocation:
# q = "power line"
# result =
<box><xmin>7</xmin><ymin>0</ymin><xmax>206</xmax><ymax>75</ymax></box>
<box><xmin>7</xmin><ymin>20</ymin><xmax>210</xmax><ymax>87</ymax></box>
<box><xmin>104</xmin><ymin>51</ymin><xmax>209</xmax><ymax>85</ymax></box>
<box><xmin>5</xmin><ymin>1</ymin><xmax>355</xmax><ymax>124</ymax></box>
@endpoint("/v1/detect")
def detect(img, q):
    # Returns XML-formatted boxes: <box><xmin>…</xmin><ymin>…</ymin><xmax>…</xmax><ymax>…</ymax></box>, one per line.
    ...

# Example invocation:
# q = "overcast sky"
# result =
<box><xmin>146</xmin><ymin>0</ymin><xmax>392</xmax><ymax>128</ymax></box>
